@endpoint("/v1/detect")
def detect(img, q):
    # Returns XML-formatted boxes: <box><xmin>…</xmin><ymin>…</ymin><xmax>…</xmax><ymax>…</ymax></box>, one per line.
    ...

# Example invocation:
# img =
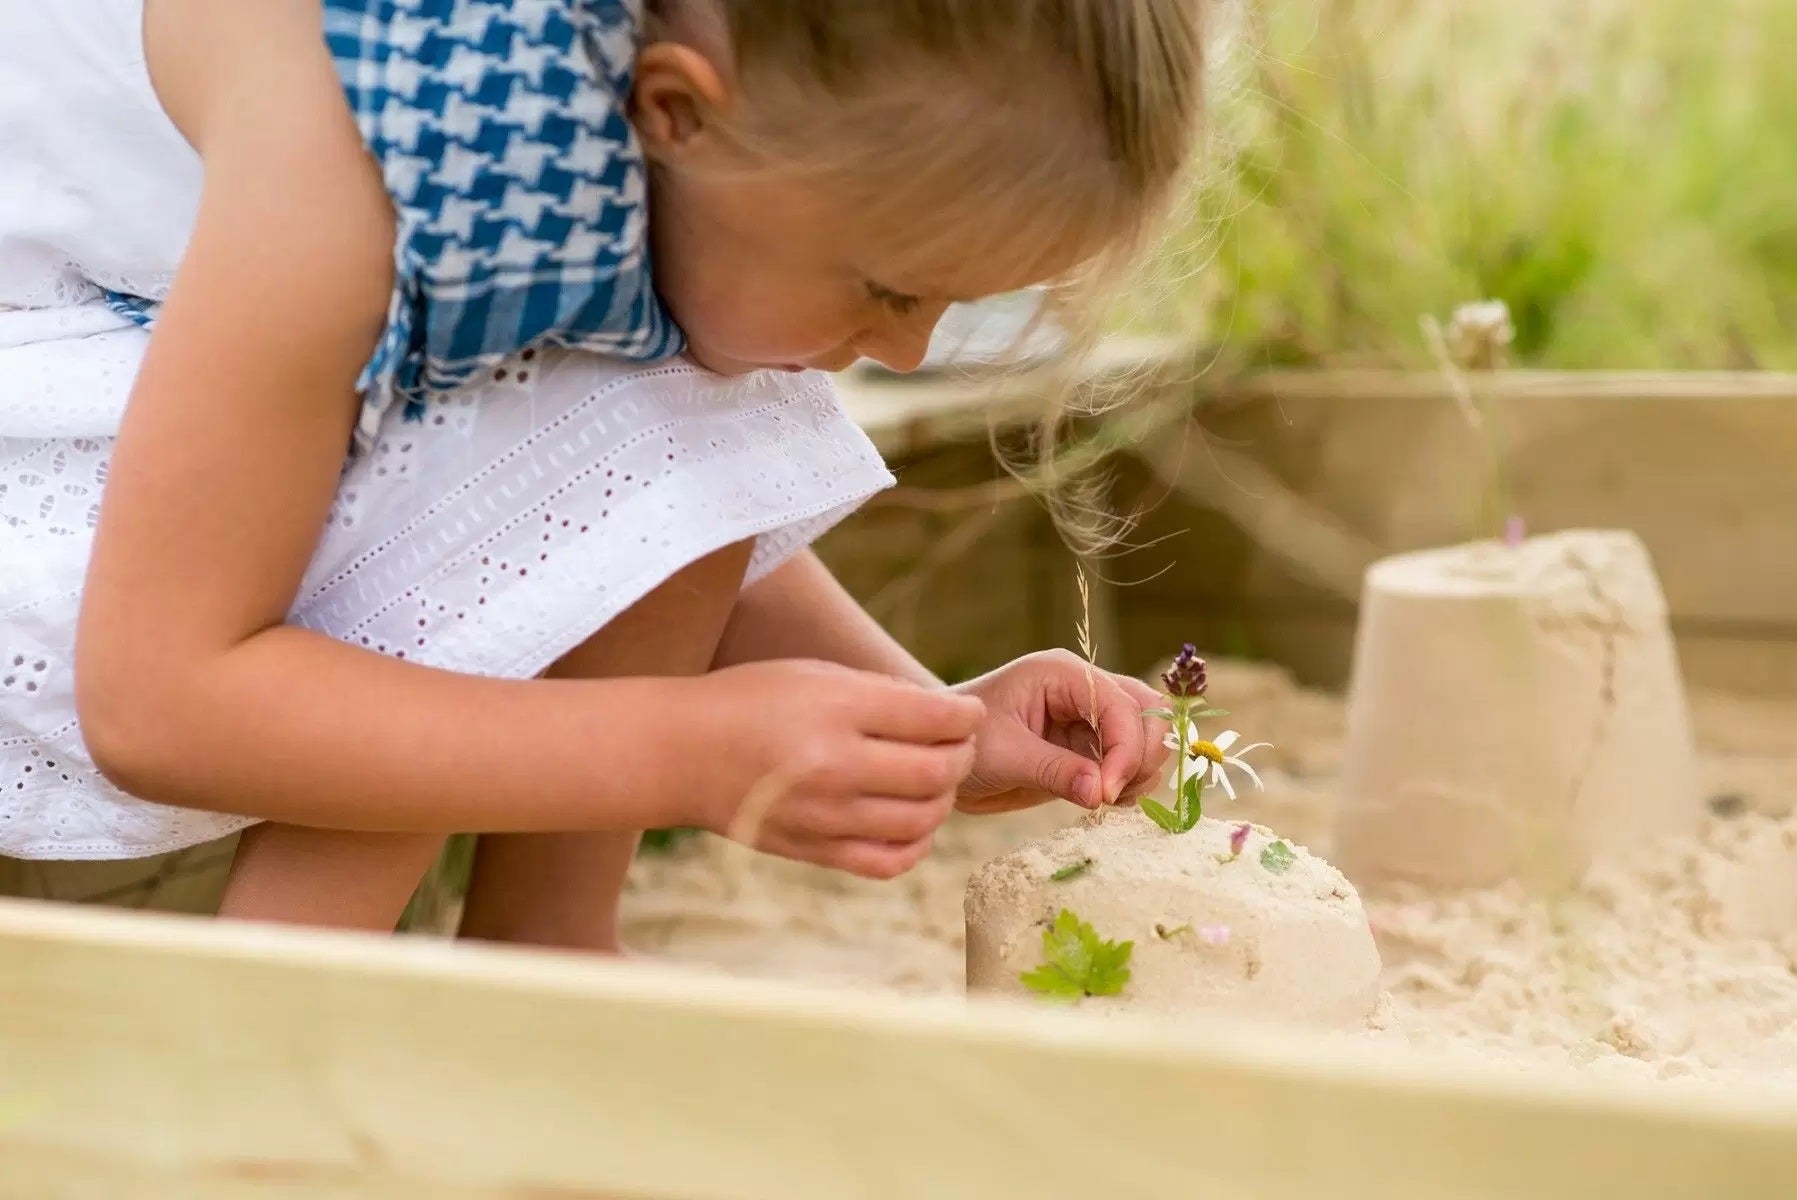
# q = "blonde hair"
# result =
<box><xmin>654</xmin><ymin>0</ymin><xmax>1211</xmax><ymax>550</ymax></box>
<box><xmin>681</xmin><ymin>1</ymin><xmax>1205</xmax><ymax>270</ymax></box>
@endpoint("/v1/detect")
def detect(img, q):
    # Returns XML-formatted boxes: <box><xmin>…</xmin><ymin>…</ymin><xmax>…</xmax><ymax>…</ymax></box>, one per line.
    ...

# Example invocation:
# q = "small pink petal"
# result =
<box><xmin>1197</xmin><ymin>924</ymin><xmax>1232</xmax><ymax>946</ymax></box>
<box><xmin>1229</xmin><ymin>822</ymin><xmax>1251</xmax><ymax>856</ymax></box>
<box><xmin>1503</xmin><ymin>515</ymin><xmax>1526</xmax><ymax>547</ymax></box>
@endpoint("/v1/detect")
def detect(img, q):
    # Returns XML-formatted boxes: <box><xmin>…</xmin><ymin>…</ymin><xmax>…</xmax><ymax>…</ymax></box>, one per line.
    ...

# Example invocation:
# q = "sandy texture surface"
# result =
<box><xmin>619</xmin><ymin>658</ymin><xmax>1797</xmax><ymax>1084</ymax></box>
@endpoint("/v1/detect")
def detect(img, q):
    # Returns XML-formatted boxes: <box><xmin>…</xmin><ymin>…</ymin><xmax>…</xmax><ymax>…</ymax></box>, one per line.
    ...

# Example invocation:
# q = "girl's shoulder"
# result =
<box><xmin>322</xmin><ymin>0</ymin><xmax>681</xmax><ymax>441</ymax></box>
<box><xmin>149</xmin><ymin>0</ymin><xmax>643</xmax><ymax>148</ymax></box>
<box><xmin>140</xmin><ymin>0</ymin><xmax>676</xmax><ymax>448</ymax></box>
<box><xmin>145</xmin><ymin>0</ymin><xmax>354</xmax><ymax>147</ymax></box>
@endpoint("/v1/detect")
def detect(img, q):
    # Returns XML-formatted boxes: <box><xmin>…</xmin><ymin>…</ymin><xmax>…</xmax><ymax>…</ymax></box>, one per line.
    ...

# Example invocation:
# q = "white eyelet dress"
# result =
<box><xmin>0</xmin><ymin>1</ymin><xmax>894</xmax><ymax>860</ymax></box>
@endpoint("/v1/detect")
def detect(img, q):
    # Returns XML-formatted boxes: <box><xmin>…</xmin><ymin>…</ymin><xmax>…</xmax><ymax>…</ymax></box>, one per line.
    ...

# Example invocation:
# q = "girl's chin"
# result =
<box><xmin>681</xmin><ymin>344</ymin><xmax>797</xmax><ymax>377</ymax></box>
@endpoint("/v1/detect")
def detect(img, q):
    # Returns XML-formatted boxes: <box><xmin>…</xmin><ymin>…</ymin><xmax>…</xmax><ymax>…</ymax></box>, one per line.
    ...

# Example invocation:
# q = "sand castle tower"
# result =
<box><xmin>1333</xmin><ymin>529</ymin><xmax>1701</xmax><ymax>891</ymax></box>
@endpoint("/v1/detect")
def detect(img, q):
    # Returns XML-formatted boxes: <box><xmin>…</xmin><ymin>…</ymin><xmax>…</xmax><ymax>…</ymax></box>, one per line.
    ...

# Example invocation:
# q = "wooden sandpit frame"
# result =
<box><xmin>4</xmin><ymin>897</ymin><xmax>1796</xmax><ymax>1198</ymax></box>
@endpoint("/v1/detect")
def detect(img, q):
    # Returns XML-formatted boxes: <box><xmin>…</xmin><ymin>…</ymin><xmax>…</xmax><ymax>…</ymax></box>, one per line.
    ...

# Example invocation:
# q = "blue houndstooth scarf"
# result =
<box><xmin>109</xmin><ymin>0</ymin><xmax>682</xmax><ymax>449</ymax></box>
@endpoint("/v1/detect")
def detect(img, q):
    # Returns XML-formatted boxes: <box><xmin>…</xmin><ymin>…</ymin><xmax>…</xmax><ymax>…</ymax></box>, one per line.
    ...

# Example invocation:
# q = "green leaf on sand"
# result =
<box><xmin>1259</xmin><ymin>839</ymin><xmax>1297</xmax><ymax>875</ymax></box>
<box><xmin>1144</xmin><ymin>773</ymin><xmax>1206</xmax><ymax>835</ymax></box>
<box><xmin>1139</xmin><ymin>796</ymin><xmax>1183</xmax><ymax>833</ymax></box>
<box><xmin>1176</xmin><ymin>774</ymin><xmax>1205</xmax><ymax>831</ymax></box>
<box><xmin>1018</xmin><ymin>963</ymin><xmax>1086</xmax><ymax>999</ymax></box>
<box><xmin>1050</xmin><ymin>857</ymin><xmax>1093</xmax><ymax>882</ymax></box>
<box><xmin>1019</xmin><ymin>909</ymin><xmax>1133</xmax><ymax>1001</ymax></box>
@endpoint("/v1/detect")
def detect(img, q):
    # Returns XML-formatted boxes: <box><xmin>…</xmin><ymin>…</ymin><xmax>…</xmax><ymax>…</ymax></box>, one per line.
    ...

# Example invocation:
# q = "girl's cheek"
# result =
<box><xmin>749</xmin><ymin>290</ymin><xmax>849</xmax><ymax>352</ymax></box>
<box><xmin>676</xmin><ymin>261</ymin><xmax>859</xmax><ymax>361</ymax></box>
<box><xmin>693</xmin><ymin>302</ymin><xmax>817</xmax><ymax>364</ymax></box>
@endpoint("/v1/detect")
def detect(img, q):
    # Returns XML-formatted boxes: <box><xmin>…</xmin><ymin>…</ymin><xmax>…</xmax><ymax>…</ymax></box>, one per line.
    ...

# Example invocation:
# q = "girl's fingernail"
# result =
<box><xmin>1075</xmin><ymin>776</ymin><xmax>1099</xmax><ymax>807</ymax></box>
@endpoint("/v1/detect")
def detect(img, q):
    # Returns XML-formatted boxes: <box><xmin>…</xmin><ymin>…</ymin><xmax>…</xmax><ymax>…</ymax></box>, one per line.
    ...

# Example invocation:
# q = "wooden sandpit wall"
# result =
<box><xmin>828</xmin><ymin>358</ymin><xmax>1797</xmax><ymax>696</ymax></box>
<box><xmin>3</xmin><ymin>898</ymin><xmax>1796</xmax><ymax>1197</ymax></box>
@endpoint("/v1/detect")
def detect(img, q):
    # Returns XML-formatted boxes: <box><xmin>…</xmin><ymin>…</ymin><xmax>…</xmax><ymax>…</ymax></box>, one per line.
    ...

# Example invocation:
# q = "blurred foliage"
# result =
<box><xmin>1143</xmin><ymin>0</ymin><xmax>1797</xmax><ymax>369</ymax></box>
<box><xmin>638</xmin><ymin>826</ymin><xmax>701</xmax><ymax>854</ymax></box>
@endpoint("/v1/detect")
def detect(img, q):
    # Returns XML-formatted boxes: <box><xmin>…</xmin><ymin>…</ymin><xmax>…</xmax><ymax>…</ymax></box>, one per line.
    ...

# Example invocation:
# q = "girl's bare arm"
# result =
<box><xmin>73</xmin><ymin>0</ymin><xmax>718</xmax><ymax>833</ymax></box>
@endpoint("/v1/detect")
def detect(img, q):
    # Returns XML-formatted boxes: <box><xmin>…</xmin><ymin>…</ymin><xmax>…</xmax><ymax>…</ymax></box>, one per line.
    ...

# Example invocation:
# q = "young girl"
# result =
<box><xmin>0</xmin><ymin>0</ymin><xmax>1203</xmax><ymax>946</ymax></box>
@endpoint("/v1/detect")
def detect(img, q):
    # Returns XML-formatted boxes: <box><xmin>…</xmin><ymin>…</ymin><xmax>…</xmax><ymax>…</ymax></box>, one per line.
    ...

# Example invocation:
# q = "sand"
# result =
<box><xmin>965</xmin><ymin>811</ymin><xmax>1381</xmax><ymax>1028</ymax></box>
<box><xmin>619</xmin><ymin>657</ymin><xmax>1797</xmax><ymax>1086</ymax></box>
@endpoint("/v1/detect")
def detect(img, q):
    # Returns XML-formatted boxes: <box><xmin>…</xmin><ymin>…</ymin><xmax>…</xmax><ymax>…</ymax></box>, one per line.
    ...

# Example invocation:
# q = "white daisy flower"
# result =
<box><xmin>1163</xmin><ymin>723</ymin><xmax>1271</xmax><ymax>801</ymax></box>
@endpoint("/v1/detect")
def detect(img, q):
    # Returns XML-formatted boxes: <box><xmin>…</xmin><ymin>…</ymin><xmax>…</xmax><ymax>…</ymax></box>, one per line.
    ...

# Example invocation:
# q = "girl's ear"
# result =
<box><xmin>632</xmin><ymin>42</ymin><xmax>730</xmax><ymax>161</ymax></box>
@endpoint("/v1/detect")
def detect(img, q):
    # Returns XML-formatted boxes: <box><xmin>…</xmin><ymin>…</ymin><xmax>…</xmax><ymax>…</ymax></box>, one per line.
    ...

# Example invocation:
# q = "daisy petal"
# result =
<box><xmin>1217</xmin><ymin>769</ymin><xmax>1237</xmax><ymax>801</ymax></box>
<box><xmin>1226</xmin><ymin>757</ymin><xmax>1266</xmax><ymax>792</ymax></box>
<box><xmin>1213</xmin><ymin>729</ymin><xmax>1240</xmax><ymax>752</ymax></box>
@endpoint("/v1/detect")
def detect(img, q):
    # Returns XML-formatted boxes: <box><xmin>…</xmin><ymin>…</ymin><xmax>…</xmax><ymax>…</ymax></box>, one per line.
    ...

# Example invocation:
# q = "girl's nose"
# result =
<box><xmin>861</xmin><ymin>338</ymin><xmax>928</xmax><ymax>375</ymax></box>
<box><xmin>857</xmin><ymin>310</ymin><xmax>944</xmax><ymax>375</ymax></box>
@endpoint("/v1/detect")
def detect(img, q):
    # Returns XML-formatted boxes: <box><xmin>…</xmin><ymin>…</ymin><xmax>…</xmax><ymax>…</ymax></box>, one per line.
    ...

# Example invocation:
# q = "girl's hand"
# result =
<box><xmin>688</xmin><ymin>660</ymin><xmax>985</xmax><ymax>878</ymax></box>
<box><xmin>950</xmin><ymin>651</ymin><xmax>1172</xmax><ymax>815</ymax></box>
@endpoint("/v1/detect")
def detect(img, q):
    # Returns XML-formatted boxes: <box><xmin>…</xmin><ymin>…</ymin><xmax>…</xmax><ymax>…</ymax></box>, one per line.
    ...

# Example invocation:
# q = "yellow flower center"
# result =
<box><xmin>1189</xmin><ymin>740</ymin><xmax>1224</xmax><ymax>765</ymax></box>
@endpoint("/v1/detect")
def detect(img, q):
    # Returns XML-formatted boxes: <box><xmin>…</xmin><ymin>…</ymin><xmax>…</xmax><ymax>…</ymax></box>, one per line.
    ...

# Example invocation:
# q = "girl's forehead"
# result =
<box><xmin>722</xmin><ymin>106</ymin><xmax>1134</xmax><ymax>301</ymax></box>
<box><xmin>845</xmin><ymin>190</ymin><xmax>1117</xmax><ymax>300</ymax></box>
<box><xmin>735</xmin><ymin>73</ymin><xmax>1139</xmax><ymax>296</ymax></box>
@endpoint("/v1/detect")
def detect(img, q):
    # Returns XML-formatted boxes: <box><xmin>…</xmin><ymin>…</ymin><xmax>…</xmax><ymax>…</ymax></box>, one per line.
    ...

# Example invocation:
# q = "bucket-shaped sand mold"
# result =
<box><xmin>1334</xmin><ymin>529</ymin><xmax>1700</xmax><ymax>893</ymax></box>
<box><xmin>964</xmin><ymin>810</ymin><xmax>1382</xmax><ymax>1030</ymax></box>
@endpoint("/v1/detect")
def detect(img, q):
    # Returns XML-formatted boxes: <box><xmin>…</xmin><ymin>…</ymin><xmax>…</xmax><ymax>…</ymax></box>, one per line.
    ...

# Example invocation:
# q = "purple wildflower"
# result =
<box><xmin>1197</xmin><ymin>924</ymin><xmax>1232</xmax><ymax>946</ymax></box>
<box><xmin>1229</xmin><ymin>822</ymin><xmax>1251</xmax><ymax>858</ymax></box>
<box><xmin>1161</xmin><ymin>643</ymin><xmax>1208</xmax><ymax>698</ymax></box>
<box><xmin>1503</xmin><ymin>514</ymin><xmax>1526</xmax><ymax>548</ymax></box>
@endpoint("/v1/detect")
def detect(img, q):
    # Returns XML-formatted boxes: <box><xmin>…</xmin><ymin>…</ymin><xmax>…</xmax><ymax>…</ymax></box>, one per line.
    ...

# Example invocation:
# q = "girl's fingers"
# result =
<box><xmin>976</xmin><ymin>718</ymin><xmax>1102</xmax><ymax>808</ymax></box>
<box><xmin>855</xmin><ymin>679</ymin><xmax>985</xmax><ymax>743</ymax></box>
<box><xmin>1091</xmin><ymin>675</ymin><xmax>1154</xmax><ymax>805</ymax></box>
<box><xmin>802</xmin><ymin>792</ymin><xmax>956</xmax><ymax>842</ymax></box>
<box><xmin>825</xmin><ymin>835</ymin><xmax>937</xmax><ymax>880</ymax></box>
<box><xmin>954</xmin><ymin>786</ymin><xmax>1044</xmax><ymax>815</ymax></box>
<box><xmin>743</xmin><ymin>798</ymin><xmax>940</xmax><ymax>878</ymax></box>
<box><xmin>1120</xmin><ymin>675</ymin><xmax>1175</xmax><ymax>799</ymax></box>
<box><xmin>1031</xmin><ymin>661</ymin><xmax>1169</xmax><ymax>806</ymax></box>
<box><xmin>830</xmin><ymin>736</ymin><xmax>975</xmax><ymax>800</ymax></box>
<box><xmin>1119</xmin><ymin>675</ymin><xmax>1167</xmax><ymax>716</ymax></box>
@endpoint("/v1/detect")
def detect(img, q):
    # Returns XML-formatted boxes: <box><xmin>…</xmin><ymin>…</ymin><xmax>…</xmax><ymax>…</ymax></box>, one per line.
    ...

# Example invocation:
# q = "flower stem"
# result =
<box><xmin>1172</xmin><ymin>694</ymin><xmax>1192</xmax><ymax>824</ymax></box>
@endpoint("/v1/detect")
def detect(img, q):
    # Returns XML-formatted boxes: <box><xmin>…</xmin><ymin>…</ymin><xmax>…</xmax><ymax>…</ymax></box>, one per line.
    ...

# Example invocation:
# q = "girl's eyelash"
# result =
<box><xmin>866</xmin><ymin>281</ymin><xmax>921</xmax><ymax>316</ymax></box>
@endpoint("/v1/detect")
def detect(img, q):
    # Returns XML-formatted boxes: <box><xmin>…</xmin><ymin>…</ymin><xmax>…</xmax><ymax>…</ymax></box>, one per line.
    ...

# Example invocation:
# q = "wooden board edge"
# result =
<box><xmin>3</xmin><ymin>898</ymin><xmax>1796</xmax><ymax>1198</ymax></box>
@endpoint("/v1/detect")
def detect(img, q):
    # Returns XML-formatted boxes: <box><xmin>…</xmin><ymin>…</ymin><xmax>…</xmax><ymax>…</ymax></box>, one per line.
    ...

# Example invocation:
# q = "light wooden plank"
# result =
<box><xmin>2</xmin><ymin>898</ymin><xmax>1795</xmax><ymax>1198</ymax></box>
<box><xmin>1108</xmin><ymin>368</ymin><xmax>1797</xmax><ymax>691</ymax></box>
<box><xmin>1223</xmin><ymin>369</ymin><xmax>1797</xmax><ymax>404</ymax></box>
<box><xmin>834</xmin><ymin>335</ymin><xmax>1196</xmax><ymax>456</ymax></box>
<box><xmin>839</xmin><ymin>360</ymin><xmax>1797</xmax><ymax>462</ymax></box>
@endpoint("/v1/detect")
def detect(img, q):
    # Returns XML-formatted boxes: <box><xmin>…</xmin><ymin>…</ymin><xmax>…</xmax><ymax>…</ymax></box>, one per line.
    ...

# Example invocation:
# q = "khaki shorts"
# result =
<box><xmin>0</xmin><ymin>834</ymin><xmax>471</xmax><ymax>933</ymax></box>
<box><xmin>0</xmin><ymin>835</ymin><xmax>240</xmax><ymax>915</ymax></box>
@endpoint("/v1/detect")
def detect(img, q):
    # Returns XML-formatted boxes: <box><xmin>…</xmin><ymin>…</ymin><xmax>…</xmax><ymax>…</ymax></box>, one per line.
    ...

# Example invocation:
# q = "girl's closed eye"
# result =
<box><xmin>864</xmin><ymin>280</ymin><xmax>921</xmax><ymax>318</ymax></box>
